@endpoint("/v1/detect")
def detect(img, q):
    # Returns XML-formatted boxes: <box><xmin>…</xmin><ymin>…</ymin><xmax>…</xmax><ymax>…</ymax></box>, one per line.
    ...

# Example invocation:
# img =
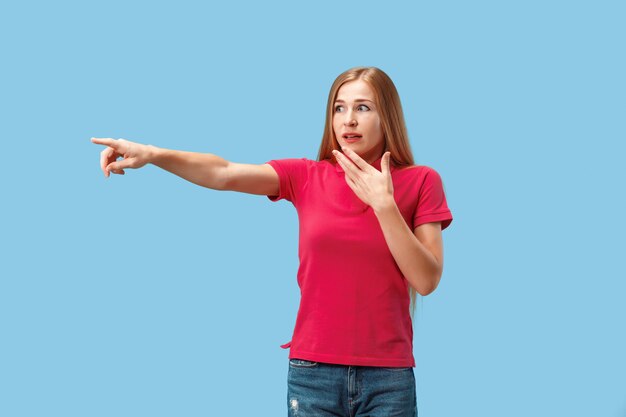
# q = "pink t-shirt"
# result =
<box><xmin>266</xmin><ymin>155</ymin><xmax>453</xmax><ymax>367</ymax></box>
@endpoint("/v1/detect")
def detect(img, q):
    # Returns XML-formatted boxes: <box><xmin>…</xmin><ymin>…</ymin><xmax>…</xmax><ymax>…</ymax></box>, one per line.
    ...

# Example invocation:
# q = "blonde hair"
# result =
<box><xmin>316</xmin><ymin>66</ymin><xmax>422</xmax><ymax>319</ymax></box>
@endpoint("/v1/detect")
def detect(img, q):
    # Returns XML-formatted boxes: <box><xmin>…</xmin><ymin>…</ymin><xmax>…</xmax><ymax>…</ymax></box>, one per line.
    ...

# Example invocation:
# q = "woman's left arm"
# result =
<box><xmin>373</xmin><ymin>205</ymin><xmax>443</xmax><ymax>296</ymax></box>
<box><xmin>333</xmin><ymin>147</ymin><xmax>443</xmax><ymax>295</ymax></box>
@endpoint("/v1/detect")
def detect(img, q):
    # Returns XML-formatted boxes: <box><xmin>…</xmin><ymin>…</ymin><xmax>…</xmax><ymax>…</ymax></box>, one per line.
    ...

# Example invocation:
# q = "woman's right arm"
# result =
<box><xmin>91</xmin><ymin>137</ymin><xmax>279</xmax><ymax>196</ymax></box>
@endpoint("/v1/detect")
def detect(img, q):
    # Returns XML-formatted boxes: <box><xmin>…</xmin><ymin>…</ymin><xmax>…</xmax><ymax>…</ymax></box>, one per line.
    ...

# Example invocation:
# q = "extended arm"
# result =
<box><xmin>91</xmin><ymin>137</ymin><xmax>279</xmax><ymax>195</ymax></box>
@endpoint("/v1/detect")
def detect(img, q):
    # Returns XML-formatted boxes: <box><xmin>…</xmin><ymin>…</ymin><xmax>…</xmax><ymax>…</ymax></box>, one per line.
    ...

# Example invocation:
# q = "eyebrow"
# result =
<box><xmin>334</xmin><ymin>99</ymin><xmax>374</xmax><ymax>104</ymax></box>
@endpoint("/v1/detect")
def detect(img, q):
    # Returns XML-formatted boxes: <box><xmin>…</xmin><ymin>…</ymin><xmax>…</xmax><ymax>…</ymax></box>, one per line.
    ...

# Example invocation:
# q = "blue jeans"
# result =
<box><xmin>287</xmin><ymin>358</ymin><xmax>417</xmax><ymax>417</ymax></box>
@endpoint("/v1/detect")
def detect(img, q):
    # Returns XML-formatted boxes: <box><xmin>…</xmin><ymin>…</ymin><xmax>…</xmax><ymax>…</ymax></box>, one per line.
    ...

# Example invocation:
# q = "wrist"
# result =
<box><xmin>372</xmin><ymin>196</ymin><xmax>397</xmax><ymax>215</ymax></box>
<box><xmin>146</xmin><ymin>144</ymin><xmax>162</xmax><ymax>164</ymax></box>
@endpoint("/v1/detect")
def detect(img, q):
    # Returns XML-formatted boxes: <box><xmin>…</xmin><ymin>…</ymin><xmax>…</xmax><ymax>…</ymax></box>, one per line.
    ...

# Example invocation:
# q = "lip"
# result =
<box><xmin>342</xmin><ymin>132</ymin><xmax>363</xmax><ymax>143</ymax></box>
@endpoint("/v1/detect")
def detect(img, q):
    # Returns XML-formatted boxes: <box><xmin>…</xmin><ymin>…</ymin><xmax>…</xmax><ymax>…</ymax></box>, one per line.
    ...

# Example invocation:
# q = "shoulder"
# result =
<box><xmin>265</xmin><ymin>157</ymin><xmax>313</xmax><ymax>171</ymax></box>
<box><xmin>266</xmin><ymin>157</ymin><xmax>320</xmax><ymax>165</ymax></box>
<box><xmin>265</xmin><ymin>157</ymin><xmax>329</xmax><ymax>182</ymax></box>
<box><xmin>397</xmin><ymin>164</ymin><xmax>438</xmax><ymax>174</ymax></box>
<box><xmin>394</xmin><ymin>165</ymin><xmax>450</xmax><ymax>199</ymax></box>
<box><xmin>395</xmin><ymin>164</ymin><xmax>440</xmax><ymax>182</ymax></box>
<box><xmin>276</xmin><ymin>158</ymin><xmax>337</xmax><ymax>170</ymax></box>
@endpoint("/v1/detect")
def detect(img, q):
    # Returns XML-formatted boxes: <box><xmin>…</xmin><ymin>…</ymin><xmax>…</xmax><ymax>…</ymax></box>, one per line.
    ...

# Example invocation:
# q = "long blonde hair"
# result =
<box><xmin>316</xmin><ymin>66</ymin><xmax>422</xmax><ymax>319</ymax></box>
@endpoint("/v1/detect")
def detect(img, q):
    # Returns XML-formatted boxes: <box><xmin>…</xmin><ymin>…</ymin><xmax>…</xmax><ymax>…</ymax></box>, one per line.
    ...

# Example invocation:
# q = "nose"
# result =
<box><xmin>344</xmin><ymin>112</ymin><xmax>357</xmax><ymax>126</ymax></box>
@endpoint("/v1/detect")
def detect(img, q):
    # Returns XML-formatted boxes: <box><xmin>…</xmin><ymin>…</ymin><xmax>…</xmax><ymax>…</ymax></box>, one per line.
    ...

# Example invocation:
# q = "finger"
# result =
<box><xmin>91</xmin><ymin>137</ymin><xmax>118</xmax><ymax>147</ymax></box>
<box><xmin>342</xmin><ymin>165</ymin><xmax>357</xmax><ymax>189</ymax></box>
<box><xmin>341</xmin><ymin>147</ymin><xmax>372</xmax><ymax>171</ymax></box>
<box><xmin>334</xmin><ymin>152</ymin><xmax>354</xmax><ymax>183</ymax></box>
<box><xmin>106</xmin><ymin>157</ymin><xmax>134</xmax><ymax>172</ymax></box>
<box><xmin>382</xmin><ymin>152</ymin><xmax>391</xmax><ymax>176</ymax></box>
<box><xmin>334</xmin><ymin>150</ymin><xmax>358</xmax><ymax>177</ymax></box>
<box><xmin>100</xmin><ymin>149</ymin><xmax>107</xmax><ymax>176</ymax></box>
<box><xmin>335</xmin><ymin>155</ymin><xmax>362</xmax><ymax>195</ymax></box>
<box><xmin>100</xmin><ymin>147</ymin><xmax>116</xmax><ymax>175</ymax></box>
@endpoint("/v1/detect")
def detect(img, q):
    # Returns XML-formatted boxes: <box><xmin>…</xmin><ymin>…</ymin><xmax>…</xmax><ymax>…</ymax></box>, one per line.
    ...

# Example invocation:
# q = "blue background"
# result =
<box><xmin>1</xmin><ymin>1</ymin><xmax>624</xmax><ymax>416</ymax></box>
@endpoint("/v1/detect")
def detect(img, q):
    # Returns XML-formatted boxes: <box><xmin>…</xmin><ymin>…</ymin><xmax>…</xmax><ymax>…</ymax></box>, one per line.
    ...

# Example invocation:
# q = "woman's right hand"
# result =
<box><xmin>91</xmin><ymin>137</ymin><xmax>154</xmax><ymax>178</ymax></box>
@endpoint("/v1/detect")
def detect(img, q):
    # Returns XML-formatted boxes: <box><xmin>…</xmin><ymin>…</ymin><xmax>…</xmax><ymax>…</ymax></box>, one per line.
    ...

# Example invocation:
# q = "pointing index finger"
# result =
<box><xmin>91</xmin><ymin>137</ymin><xmax>116</xmax><ymax>147</ymax></box>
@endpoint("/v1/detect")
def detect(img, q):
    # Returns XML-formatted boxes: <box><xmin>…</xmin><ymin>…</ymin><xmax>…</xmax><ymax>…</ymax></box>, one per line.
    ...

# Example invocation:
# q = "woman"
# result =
<box><xmin>92</xmin><ymin>66</ymin><xmax>453</xmax><ymax>417</ymax></box>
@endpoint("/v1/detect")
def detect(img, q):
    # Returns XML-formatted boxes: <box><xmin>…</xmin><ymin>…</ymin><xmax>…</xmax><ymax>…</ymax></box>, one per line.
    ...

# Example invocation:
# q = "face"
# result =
<box><xmin>333</xmin><ymin>79</ymin><xmax>385</xmax><ymax>165</ymax></box>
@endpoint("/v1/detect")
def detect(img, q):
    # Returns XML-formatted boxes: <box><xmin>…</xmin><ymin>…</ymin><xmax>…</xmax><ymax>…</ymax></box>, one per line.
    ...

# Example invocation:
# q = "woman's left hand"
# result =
<box><xmin>333</xmin><ymin>147</ymin><xmax>395</xmax><ymax>212</ymax></box>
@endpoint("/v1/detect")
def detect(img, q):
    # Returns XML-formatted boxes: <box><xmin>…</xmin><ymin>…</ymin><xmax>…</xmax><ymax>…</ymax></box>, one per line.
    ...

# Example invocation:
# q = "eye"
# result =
<box><xmin>334</xmin><ymin>105</ymin><xmax>344</xmax><ymax>112</ymax></box>
<box><xmin>357</xmin><ymin>104</ymin><xmax>370</xmax><ymax>111</ymax></box>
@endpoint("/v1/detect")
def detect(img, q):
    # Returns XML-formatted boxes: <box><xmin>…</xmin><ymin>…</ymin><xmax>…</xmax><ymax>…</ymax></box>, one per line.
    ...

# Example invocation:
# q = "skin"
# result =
<box><xmin>333</xmin><ymin>79</ymin><xmax>386</xmax><ymax>165</ymax></box>
<box><xmin>91</xmin><ymin>137</ymin><xmax>282</xmax><ymax>199</ymax></box>
<box><xmin>91</xmin><ymin>79</ymin><xmax>445</xmax><ymax>294</ymax></box>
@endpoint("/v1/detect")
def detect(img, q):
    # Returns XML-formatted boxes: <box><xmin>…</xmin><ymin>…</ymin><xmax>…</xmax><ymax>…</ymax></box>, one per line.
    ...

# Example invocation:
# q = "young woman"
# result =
<box><xmin>92</xmin><ymin>66</ymin><xmax>453</xmax><ymax>417</ymax></box>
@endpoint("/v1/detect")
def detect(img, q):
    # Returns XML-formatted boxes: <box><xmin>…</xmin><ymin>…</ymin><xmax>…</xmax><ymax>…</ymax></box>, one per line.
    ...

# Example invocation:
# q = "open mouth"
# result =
<box><xmin>343</xmin><ymin>134</ymin><xmax>362</xmax><ymax>142</ymax></box>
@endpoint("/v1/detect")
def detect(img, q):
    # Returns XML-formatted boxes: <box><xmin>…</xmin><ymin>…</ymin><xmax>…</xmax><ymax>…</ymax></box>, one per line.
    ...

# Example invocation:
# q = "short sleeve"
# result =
<box><xmin>265</xmin><ymin>158</ymin><xmax>309</xmax><ymax>204</ymax></box>
<box><xmin>413</xmin><ymin>167</ymin><xmax>453</xmax><ymax>231</ymax></box>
